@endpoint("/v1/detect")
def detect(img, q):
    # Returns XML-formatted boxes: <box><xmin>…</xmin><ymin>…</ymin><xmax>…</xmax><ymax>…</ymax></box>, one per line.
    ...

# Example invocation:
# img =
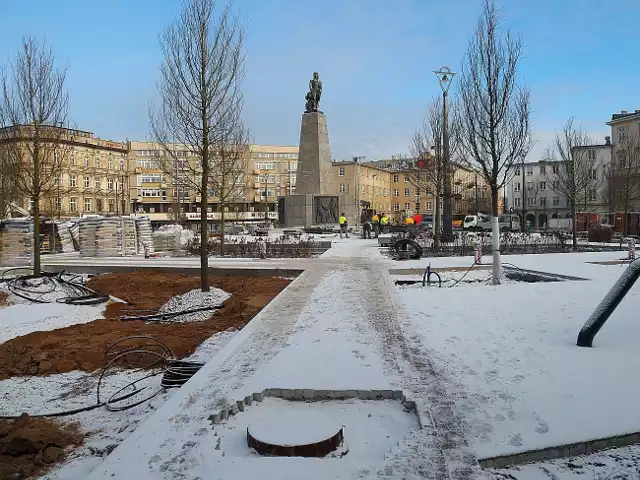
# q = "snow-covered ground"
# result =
<box><xmin>157</xmin><ymin>288</ymin><xmax>231</xmax><ymax>323</ymax></box>
<box><xmin>0</xmin><ymin>329</ymin><xmax>237</xmax><ymax>480</ymax></box>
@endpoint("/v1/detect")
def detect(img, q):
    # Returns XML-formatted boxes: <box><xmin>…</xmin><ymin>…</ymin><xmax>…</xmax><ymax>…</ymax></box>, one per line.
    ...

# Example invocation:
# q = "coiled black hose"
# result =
<box><xmin>2</xmin><ymin>270</ymin><xmax>109</xmax><ymax>305</ymax></box>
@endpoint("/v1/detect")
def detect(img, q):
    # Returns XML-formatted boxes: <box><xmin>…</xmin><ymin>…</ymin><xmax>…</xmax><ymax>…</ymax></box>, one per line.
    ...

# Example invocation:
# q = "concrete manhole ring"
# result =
<box><xmin>247</xmin><ymin>410</ymin><xmax>344</xmax><ymax>457</ymax></box>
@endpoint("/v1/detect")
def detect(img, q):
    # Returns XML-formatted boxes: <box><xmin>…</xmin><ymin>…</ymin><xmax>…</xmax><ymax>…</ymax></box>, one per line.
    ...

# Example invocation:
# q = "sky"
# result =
<box><xmin>1</xmin><ymin>0</ymin><xmax>639</xmax><ymax>162</ymax></box>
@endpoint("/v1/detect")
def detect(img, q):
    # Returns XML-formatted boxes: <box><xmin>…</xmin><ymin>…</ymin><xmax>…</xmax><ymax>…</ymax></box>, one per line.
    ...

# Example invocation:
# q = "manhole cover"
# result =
<box><xmin>247</xmin><ymin>410</ymin><xmax>343</xmax><ymax>457</ymax></box>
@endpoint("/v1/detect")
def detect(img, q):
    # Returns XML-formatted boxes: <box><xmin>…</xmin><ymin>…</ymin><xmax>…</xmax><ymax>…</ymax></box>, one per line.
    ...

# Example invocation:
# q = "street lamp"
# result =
<box><xmin>372</xmin><ymin>174</ymin><xmax>377</xmax><ymax>211</ymax></box>
<box><xmin>434</xmin><ymin>65</ymin><xmax>457</xmax><ymax>235</ymax></box>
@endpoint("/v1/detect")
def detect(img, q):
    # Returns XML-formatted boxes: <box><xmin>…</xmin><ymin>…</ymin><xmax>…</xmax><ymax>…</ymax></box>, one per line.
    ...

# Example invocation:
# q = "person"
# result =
<box><xmin>405</xmin><ymin>216</ymin><xmax>415</xmax><ymax>225</ymax></box>
<box><xmin>362</xmin><ymin>220</ymin><xmax>372</xmax><ymax>239</ymax></box>
<box><xmin>339</xmin><ymin>212</ymin><xmax>349</xmax><ymax>238</ymax></box>
<box><xmin>380</xmin><ymin>213</ymin><xmax>389</xmax><ymax>234</ymax></box>
<box><xmin>372</xmin><ymin>212</ymin><xmax>380</xmax><ymax>237</ymax></box>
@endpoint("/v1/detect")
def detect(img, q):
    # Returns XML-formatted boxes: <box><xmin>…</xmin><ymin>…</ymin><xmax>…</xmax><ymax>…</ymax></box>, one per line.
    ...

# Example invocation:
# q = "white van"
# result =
<box><xmin>463</xmin><ymin>214</ymin><xmax>520</xmax><ymax>232</ymax></box>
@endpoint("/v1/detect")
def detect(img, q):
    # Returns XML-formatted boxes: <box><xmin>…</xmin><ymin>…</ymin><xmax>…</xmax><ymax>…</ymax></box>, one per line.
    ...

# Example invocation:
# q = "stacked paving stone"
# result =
<box><xmin>95</xmin><ymin>217</ymin><xmax>125</xmax><ymax>257</ymax></box>
<box><xmin>0</xmin><ymin>220</ymin><xmax>33</xmax><ymax>266</ymax></box>
<box><xmin>122</xmin><ymin>217</ymin><xmax>138</xmax><ymax>256</ymax></box>
<box><xmin>135</xmin><ymin>216</ymin><xmax>154</xmax><ymax>254</ymax></box>
<box><xmin>78</xmin><ymin>218</ymin><xmax>98</xmax><ymax>257</ymax></box>
<box><xmin>56</xmin><ymin>221</ymin><xmax>76</xmax><ymax>253</ymax></box>
<box><xmin>68</xmin><ymin>222</ymin><xmax>80</xmax><ymax>250</ymax></box>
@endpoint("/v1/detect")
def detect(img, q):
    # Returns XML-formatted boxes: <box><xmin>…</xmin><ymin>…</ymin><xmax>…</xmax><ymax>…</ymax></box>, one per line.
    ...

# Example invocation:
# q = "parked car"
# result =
<box><xmin>463</xmin><ymin>213</ymin><xmax>521</xmax><ymax>232</ymax></box>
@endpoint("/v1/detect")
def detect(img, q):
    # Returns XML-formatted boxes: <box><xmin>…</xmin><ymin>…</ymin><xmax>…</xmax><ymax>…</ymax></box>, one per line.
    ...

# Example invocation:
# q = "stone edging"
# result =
<box><xmin>479</xmin><ymin>430</ymin><xmax>640</xmax><ymax>469</ymax></box>
<box><xmin>208</xmin><ymin>388</ymin><xmax>422</xmax><ymax>428</ymax></box>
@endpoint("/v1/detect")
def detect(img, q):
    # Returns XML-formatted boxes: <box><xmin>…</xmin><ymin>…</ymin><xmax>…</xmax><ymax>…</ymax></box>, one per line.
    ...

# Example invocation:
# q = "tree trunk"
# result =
<box><xmin>491</xmin><ymin>185</ymin><xmax>501</xmax><ymax>285</ymax></box>
<box><xmin>571</xmin><ymin>200</ymin><xmax>578</xmax><ymax>251</ymax></box>
<box><xmin>200</xmin><ymin>174</ymin><xmax>210</xmax><ymax>291</ymax></box>
<box><xmin>32</xmin><ymin>140</ymin><xmax>41</xmax><ymax>276</ymax></box>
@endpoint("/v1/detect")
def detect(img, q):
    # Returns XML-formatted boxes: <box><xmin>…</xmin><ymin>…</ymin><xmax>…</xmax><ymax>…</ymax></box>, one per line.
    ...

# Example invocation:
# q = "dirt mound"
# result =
<box><xmin>0</xmin><ymin>272</ymin><xmax>290</xmax><ymax>380</ymax></box>
<box><xmin>0</xmin><ymin>291</ymin><xmax>9</xmax><ymax>307</ymax></box>
<box><xmin>0</xmin><ymin>414</ymin><xmax>82</xmax><ymax>479</ymax></box>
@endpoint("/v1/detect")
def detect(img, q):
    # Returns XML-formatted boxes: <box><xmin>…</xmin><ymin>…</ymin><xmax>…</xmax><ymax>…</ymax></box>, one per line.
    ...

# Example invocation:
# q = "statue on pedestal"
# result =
<box><xmin>304</xmin><ymin>72</ymin><xmax>322</xmax><ymax>113</ymax></box>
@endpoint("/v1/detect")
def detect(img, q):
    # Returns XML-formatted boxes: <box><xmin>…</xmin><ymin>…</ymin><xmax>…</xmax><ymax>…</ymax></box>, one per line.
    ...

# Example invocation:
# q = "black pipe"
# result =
<box><xmin>577</xmin><ymin>257</ymin><xmax>640</xmax><ymax>347</ymax></box>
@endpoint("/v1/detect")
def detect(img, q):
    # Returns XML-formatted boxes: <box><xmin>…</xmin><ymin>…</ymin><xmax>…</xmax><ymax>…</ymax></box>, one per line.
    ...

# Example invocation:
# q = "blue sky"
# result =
<box><xmin>1</xmin><ymin>0</ymin><xmax>639</xmax><ymax>161</ymax></box>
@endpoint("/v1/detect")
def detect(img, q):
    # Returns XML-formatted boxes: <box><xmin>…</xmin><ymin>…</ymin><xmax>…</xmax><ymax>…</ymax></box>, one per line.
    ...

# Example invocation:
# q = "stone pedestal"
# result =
<box><xmin>295</xmin><ymin>112</ymin><xmax>332</xmax><ymax>195</ymax></box>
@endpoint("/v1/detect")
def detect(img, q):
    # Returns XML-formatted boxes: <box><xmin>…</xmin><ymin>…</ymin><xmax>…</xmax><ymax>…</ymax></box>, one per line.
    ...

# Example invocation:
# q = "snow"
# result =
<box><xmin>157</xmin><ymin>287</ymin><xmax>231</xmax><ymax>323</ymax></box>
<box><xmin>396</xmin><ymin>251</ymin><xmax>640</xmax><ymax>460</ymax></box>
<box><xmin>0</xmin><ymin>302</ymin><xmax>106</xmax><ymax>344</ymax></box>
<box><xmin>0</xmin><ymin>329</ymin><xmax>237</xmax><ymax>480</ymax></box>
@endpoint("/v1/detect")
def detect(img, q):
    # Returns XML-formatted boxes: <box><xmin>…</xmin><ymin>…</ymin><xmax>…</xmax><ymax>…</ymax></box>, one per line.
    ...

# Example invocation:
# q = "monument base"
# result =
<box><xmin>280</xmin><ymin>194</ymin><xmax>355</xmax><ymax>228</ymax></box>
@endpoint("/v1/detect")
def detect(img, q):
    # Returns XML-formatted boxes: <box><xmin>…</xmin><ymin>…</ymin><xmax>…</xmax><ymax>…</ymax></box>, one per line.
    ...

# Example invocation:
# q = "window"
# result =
<box><xmin>339</xmin><ymin>167</ymin><xmax>345</xmax><ymax>176</ymax></box>
<box><xmin>514</xmin><ymin>198</ymin><xmax>521</xmax><ymax>207</ymax></box>
<box><xmin>393</xmin><ymin>188</ymin><xmax>399</xmax><ymax>197</ymax></box>
<box><xmin>425</xmin><ymin>200</ymin><xmax>432</xmax><ymax>211</ymax></box>
<box><xmin>107</xmin><ymin>178</ymin><xmax>114</xmax><ymax>190</ymax></box>
<box><xmin>552</xmin><ymin>180</ymin><xmax>558</xmax><ymax>190</ymax></box>
<box><xmin>141</xmin><ymin>189</ymin><xmax>162</xmax><ymax>197</ymax></box>
<box><xmin>514</xmin><ymin>167</ymin><xmax>520</xmax><ymax>176</ymax></box>
<box><xmin>404</xmin><ymin>188</ymin><xmax>409</xmax><ymax>196</ymax></box>
<box><xmin>70</xmin><ymin>174</ymin><xmax>77</xmax><ymax>187</ymax></box>
<box><xmin>54</xmin><ymin>174</ymin><xmax>61</xmax><ymax>186</ymax></box>
<box><xmin>339</xmin><ymin>183</ymin><xmax>345</xmax><ymax>193</ymax></box>
<box><xmin>404</xmin><ymin>202</ymin><xmax>410</xmax><ymax>210</ymax></box>
<box><xmin>539</xmin><ymin>197</ymin><xmax>546</xmax><ymax>207</ymax></box>
<box><xmin>514</xmin><ymin>182</ymin><xmax>520</xmax><ymax>192</ymax></box>
<box><xmin>566</xmin><ymin>197</ymin><xmax>571</xmax><ymax>207</ymax></box>
<box><xmin>526</xmin><ymin>166</ymin><xmax>533</xmax><ymax>176</ymax></box>
<box><xmin>95</xmin><ymin>177</ymin><xmax>101</xmax><ymax>189</ymax></box>
<box><xmin>119</xmin><ymin>160</ymin><xmax>125</xmax><ymax>171</ymax></box>
<box><xmin>539</xmin><ymin>181</ymin><xmax>546</xmax><ymax>190</ymax></box>
<box><xmin>393</xmin><ymin>174</ymin><xmax>399</xmax><ymax>183</ymax></box>
<box><xmin>69</xmin><ymin>197</ymin><xmax>77</xmax><ymax>212</ymax></box>
<box><xmin>588</xmin><ymin>149</ymin><xmax>596</xmax><ymax>160</ymax></box>
<box><xmin>95</xmin><ymin>157</ymin><xmax>100</xmax><ymax>168</ymax></box>
<box><xmin>590</xmin><ymin>169</ymin><xmax>597</xmax><ymax>180</ymax></box>
<box><xmin>552</xmin><ymin>164</ymin><xmax>559</xmax><ymax>174</ymax></box>
<box><xmin>618</xmin><ymin>127</ymin><xmax>627</xmax><ymax>143</ymax></box>
<box><xmin>415</xmin><ymin>188</ymin><xmax>420</xmax><ymax>197</ymax></box>
<box><xmin>526</xmin><ymin>181</ymin><xmax>533</xmax><ymax>190</ymax></box>
<box><xmin>589</xmin><ymin>189</ymin><xmax>597</xmax><ymax>202</ymax></box>
<box><xmin>108</xmin><ymin>199</ymin><xmax>115</xmax><ymax>212</ymax></box>
<box><xmin>527</xmin><ymin>197</ymin><xmax>534</xmax><ymax>207</ymax></box>
<box><xmin>70</xmin><ymin>155</ymin><xmax>76</xmax><ymax>167</ymax></box>
<box><xmin>259</xmin><ymin>188</ymin><xmax>275</xmax><ymax>197</ymax></box>
<box><xmin>404</xmin><ymin>176</ymin><xmax>409</xmax><ymax>183</ymax></box>
<box><xmin>539</xmin><ymin>165</ymin><xmax>546</xmax><ymax>175</ymax></box>
<box><xmin>55</xmin><ymin>197</ymin><xmax>62</xmax><ymax>212</ymax></box>
<box><xmin>84</xmin><ymin>176</ymin><xmax>90</xmax><ymax>188</ymax></box>
<box><xmin>107</xmin><ymin>159</ymin><xmax>113</xmax><ymax>170</ymax></box>
<box><xmin>256</xmin><ymin>162</ymin><xmax>275</xmax><ymax>170</ymax></box>
<box><xmin>414</xmin><ymin>201</ymin><xmax>420</xmax><ymax>212</ymax></box>
<box><xmin>393</xmin><ymin>203</ymin><xmax>400</xmax><ymax>212</ymax></box>
<box><xmin>84</xmin><ymin>156</ymin><xmax>90</xmax><ymax>167</ymax></box>
<box><xmin>84</xmin><ymin>198</ymin><xmax>91</xmax><ymax>212</ymax></box>
<box><xmin>257</xmin><ymin>174</ymin><xmax>276</xmax><ymax>184</ymax></box>
<box><xmin>552</xmin><ymin>196</ymin><xmax>560</xmax><ymax>206</ymax></box>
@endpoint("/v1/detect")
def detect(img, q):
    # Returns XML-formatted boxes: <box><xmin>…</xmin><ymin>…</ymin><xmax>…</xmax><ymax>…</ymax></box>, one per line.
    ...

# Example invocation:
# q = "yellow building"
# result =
<box><xmin>0</xmin><ymin>125</ymin><xmax>129</xmax><ymax>218</ymax></box>
<box><xmin>331</xmin><ymin>161</ymin><xmax>392</xmax><ymax>222</ymax></box>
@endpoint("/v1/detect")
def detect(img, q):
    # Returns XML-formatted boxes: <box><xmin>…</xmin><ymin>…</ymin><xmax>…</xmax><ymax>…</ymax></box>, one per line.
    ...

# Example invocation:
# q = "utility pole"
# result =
<box><xmin>434</xmin><ymin>66</ymin><xmax>456</xmax><ymax>235</ymax></box>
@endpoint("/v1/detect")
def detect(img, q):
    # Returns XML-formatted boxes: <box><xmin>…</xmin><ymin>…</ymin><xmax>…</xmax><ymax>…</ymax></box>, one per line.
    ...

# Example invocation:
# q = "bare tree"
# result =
<box><xmin>458</xmin><ymin>0</ymin><xmax>533</xmax><ymax>284</ymax></box>
<box><xmin>612</xmin><ymin>129</ymin><xmax>640</xmax><ymax>235</ymax></box>
<box><xmin>0</xmin><ymin>38</ymin><xmax>71</xmax><ymax>275</ymax></box>
<box><xmin>150</xmin><ymin>0</ymin><xmax>246</xmax><ymax>291</ymax></box>
<box><xmin>0</xmin><ymin>146</ymin><xmax>21</xmax><ymax>217</ymax></box>
<box><xmin>550</xmin><ymin>117</ymin><xmax>595</xmax><ymax>249</ymax></box>
<box><xmin>409</xmin><ymin>96</ymin><xmax>461</xmax><ymax>248</ymax></box>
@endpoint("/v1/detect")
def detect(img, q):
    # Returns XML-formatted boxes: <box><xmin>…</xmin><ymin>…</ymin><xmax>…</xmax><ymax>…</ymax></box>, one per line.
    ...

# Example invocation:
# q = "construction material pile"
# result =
<box><xmin>78</xmin><ymin>218</ymin><xmax>98</xmax><ymax>257</ymax></box>
<box><xmin>152</xmin><ymin>224</ymin><xmax>194</xmax><ymax>253</ymax></box>
<box><xmin>0</xmin><ymin>220</ymin><xmax>33</xmax><ymax>266</ymax></box>
<box><xmin>56</xmin><ymin>221</ymin><xmax>75</xmax><ymax>253</ymax></box>
<box><xmin>135</xmin><ymin>216</ymin><xmax>154</xmax><ymax>255</ymax></box>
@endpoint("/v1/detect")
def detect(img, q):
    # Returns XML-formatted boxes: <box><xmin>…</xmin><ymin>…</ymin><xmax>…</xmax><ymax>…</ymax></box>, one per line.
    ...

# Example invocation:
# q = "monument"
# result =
<box><xmin>280</xmin><ymin>73</ymin><xmax>353</xmax><ymax>227</ymax></box>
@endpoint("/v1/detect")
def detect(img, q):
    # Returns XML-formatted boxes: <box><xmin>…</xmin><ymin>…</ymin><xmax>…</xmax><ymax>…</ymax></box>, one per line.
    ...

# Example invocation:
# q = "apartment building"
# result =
<box><xmin>607</xmin><ymin>110</ymin><xmax>640</xmax><ymax>213</ymax></box>
<box><xmin>0</xmin><ymin>125</ymin><xmax>129</xmax><ymax>217</ymax></box>
<box><xmin>332</xmin><ymin>160</ymin><xmax>392</xmax><ymax>219</ymax></box>
<box><xmin>505</xmin><ymin>141</ymin><xmax>611</xmax><ymax>228</ymax></box>
<box><xmin>128</xmin><ymin>142</ymin><xmax>298</xmax><ymax>226</ymax></box>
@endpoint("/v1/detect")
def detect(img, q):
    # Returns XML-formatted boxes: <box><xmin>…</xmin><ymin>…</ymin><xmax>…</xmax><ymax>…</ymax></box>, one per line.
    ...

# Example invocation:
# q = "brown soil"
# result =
<box><xmin>0</xmin><ymin>414</ymin><xmax>82</xmax><ymax>479</ymax></box>
<box><xmin>0</xmin><ymin>291</ymin><xmax>8</xmax><ymax>307</ymax></box>
<box><xmin>0</xmin><ymin>271</ymin><xmax>290</xmax><ymax>380</ymax></box>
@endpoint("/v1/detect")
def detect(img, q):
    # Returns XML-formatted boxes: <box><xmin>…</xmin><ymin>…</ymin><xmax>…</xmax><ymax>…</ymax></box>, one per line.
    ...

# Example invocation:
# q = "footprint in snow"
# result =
<box><xmin>509</xmin><ymin>433</ymin><xmax>523</xmax><ymax>446</ymax></box>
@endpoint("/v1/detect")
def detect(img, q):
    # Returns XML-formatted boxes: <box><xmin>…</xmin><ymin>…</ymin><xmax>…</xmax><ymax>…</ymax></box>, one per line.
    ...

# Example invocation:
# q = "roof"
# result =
<box><xmin>607</xmin><ymin>111</ymin><xmax>640</xmax><ymax>125</ymax></box>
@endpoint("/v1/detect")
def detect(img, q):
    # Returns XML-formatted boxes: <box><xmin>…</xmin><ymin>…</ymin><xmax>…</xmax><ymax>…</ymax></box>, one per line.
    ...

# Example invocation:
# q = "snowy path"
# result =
<box><xmin>85</xmin><ymin>239</ymin><xmax>484</xmax><ymax>479</ymax></box>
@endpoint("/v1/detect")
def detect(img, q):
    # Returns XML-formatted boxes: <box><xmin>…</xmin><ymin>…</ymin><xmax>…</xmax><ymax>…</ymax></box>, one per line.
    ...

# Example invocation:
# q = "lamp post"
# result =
<box><xmin>372</xmin><ymin>174</ymin><xmax>377</xmax><ymax>212</ymax></box>
<box><xmin>434</xmin><ymin>65</ymin><xmax>456</xmax><ymax>235</ymax></box>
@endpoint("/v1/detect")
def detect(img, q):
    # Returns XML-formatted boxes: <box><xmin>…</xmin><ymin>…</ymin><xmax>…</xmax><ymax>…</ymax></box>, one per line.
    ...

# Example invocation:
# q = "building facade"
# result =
<box><xmin>332</xmin><ymin>161</ymin><xmax>392</xmax><ymax>220</ymax></box>
<box><xmin>606</xmin><ymin>110</ymin><xmax>640</xmax><ymax>215</ymax></box>
<box><xmin>0</xmin><ymin>125</ymin><xmax>129</xmax><ymax>218</ymax></box>
<box><xmin>505</xmin><ymin>140</ymin><xmax>612</xmax><ymax>229</ymax></box>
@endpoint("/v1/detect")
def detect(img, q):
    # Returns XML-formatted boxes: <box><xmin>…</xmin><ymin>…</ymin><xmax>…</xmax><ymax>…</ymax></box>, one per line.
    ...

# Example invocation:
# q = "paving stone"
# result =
<box><xmin>292</xmin><ymin>389</ymin><xmax>304</xmax><ymax>399</ymax></box>
<box><xmin>391</xmin><ymin>390</ymin><xmax>403</xmax><ymax>400</ymax></box>
<box><xmin>244</xmin><ymin>395</ymin><xmax>253</xmax><ymax>406</ymax></box>
<box><xmin>380</xmin><ymin>389</ymin><xmax>394</xmax><ymax>399</ymax></box>
<box><xmin>356</xmin><ymin>390</ymin><xmax>372</xmax><ymax>400</ymax></box>
<box><xmin>344</xmin><ymin>390</ymin><xmax>357</xmax><ymax>398</ymax></box>
<box><xmin>253</xmin><ymin>392</ymin><xmax>263</xmax><ymax>402</ymax></box>
<box><xmin>280</xmin><ymin>389</ymin><xmax>294</xmax><ymax>399</ymax></box>
<box><xmin>316</xmin><ymin>389</ymin><xmax>330</xmax><ymax>399</ymax></box>
<box><xmin>302</xmin><ymin>389</ymin><xmax>315</xmax><ymax>399</ymax></box>
<box><xmin>237</xmin><ymin>400</ymin><xmax>245</xmax><ymax>412</ymax></box>
<box><xmin>269</xmin><ymin>388</ymin><xmax>282</xmax><ymax>398</ymax></box>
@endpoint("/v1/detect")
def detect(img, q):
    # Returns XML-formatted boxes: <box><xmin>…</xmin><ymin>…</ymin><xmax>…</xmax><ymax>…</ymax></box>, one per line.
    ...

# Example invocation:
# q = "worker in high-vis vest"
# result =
<box><xmin>380</xmin><ymin>213</ymin><xmax>389</xmax><ymax>234</ymax></box>
<box><xmin>339</xmin><ymin>213</ymin><xmax>349</xmax><ymax>238</ymax></box>
<box><xmin>372</xmin><ymin>213</ymin><xmax>380</xmax><ymax>237</ymax></box>
<box><xmin>405</xmin><ymin>216</ymin><xmax>415</xmax><ymax>225</ymax></box>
